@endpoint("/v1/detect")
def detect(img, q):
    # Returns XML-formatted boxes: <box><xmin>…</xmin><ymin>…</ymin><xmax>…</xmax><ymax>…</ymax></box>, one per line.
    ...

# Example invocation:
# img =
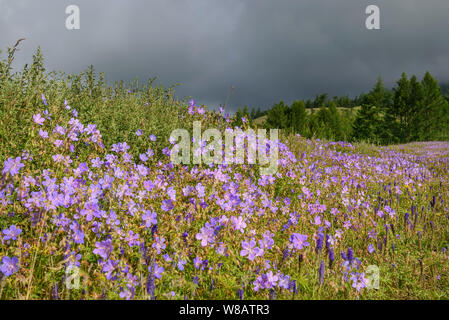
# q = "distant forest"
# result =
<box><xmin>235</xmin><ymin>72</ymin><xmax>449</xmax><ymax>144</ymax></box>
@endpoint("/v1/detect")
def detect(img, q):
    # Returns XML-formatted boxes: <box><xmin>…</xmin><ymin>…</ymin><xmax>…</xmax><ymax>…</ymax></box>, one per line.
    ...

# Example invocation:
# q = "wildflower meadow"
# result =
<box><xmin>1</xmin><ymin>43</ymin><xmax>448</xmax><ymax>300</ymax></box>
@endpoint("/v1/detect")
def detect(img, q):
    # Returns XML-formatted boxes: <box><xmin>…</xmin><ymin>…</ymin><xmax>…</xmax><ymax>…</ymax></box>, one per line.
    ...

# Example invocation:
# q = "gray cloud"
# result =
<box><xmin>1</xmin><ymin>0</ymin><xmax>449</xmax><ymax>112</ymax></box>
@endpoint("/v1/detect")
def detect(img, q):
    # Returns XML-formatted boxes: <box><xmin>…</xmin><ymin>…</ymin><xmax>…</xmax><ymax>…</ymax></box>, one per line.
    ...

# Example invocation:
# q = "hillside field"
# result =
<box><xmin>1</xmin><ymin>48</ymin><xmax>448</xmax><ymax>300</ymax></box>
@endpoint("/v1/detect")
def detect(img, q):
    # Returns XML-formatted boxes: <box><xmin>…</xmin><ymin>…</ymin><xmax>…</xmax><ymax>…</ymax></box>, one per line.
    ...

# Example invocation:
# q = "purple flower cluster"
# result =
<box><xmin>0</xmin><ymin>97</ymin><xmax>448</xmax><ymax>299</ymax></box>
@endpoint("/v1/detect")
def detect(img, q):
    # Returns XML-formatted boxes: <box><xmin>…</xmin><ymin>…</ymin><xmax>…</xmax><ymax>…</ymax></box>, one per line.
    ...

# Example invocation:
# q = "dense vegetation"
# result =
<box><xmin>240</xmin><ymin>74</ymin><xmax>449</xmax><ymax>144</ymax></box>
<box><xmin>0</xmin><ymin>41</ymin><xmax>202</xmax><ymax>166</ymax></box>
<box><xmin>1</xmin><ymin>42</ymin><xmax>448</xmax><ymax>300</ymax></box>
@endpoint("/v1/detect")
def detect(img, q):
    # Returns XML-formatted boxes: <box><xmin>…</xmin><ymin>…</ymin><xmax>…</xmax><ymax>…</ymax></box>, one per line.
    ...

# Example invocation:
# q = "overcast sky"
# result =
<box><xmin>1</xmin><ymin>0</ymin><xmax>449</xmax><ymax>112</ymax></box>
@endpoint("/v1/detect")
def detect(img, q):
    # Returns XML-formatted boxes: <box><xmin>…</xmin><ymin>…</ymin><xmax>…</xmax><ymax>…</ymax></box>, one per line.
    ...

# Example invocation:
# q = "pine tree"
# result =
<box><xmin>368</xmin><ymin>77</ymin><xmax>386</xmax><ymax>108</ymax></box>
<box><xmin>314</xmin><ymin>93</ymin><xmax>328</xmax><ymax>109</ymax></box>
<box><xmin>419</xmin><ymin>72</ymin><xmax>444</xmax><ymax>140</ymax></box>
<box><xmin>290</xmin><ymin>100</ymin><xmax>307</xmax><ymax>135</ymax></box>
<box><xmin>327</xmin><ymin>101</ymin><xmax>344</xmax><ymax>140</ymax></box>
<box><xmin>233</xmin><ymin>107</ymin><xmax>243</xmax><ymax>127</ymax></box>
<box><xmin>408</xmin><ymin>75</ymin><xmax>424</xmax><ymax>141</ymax></box>
<box><xmin>305</xmin><ymin>99</ymin><xmax>313</xmax><ymax>109</ymax></box>
<box><xmin>392</xmin><ymin>73</ymin><xmax>411</xmax><ymax>142</ymax></box>
<box><xmin>443</xmin><ymin>99</ymin><xmax>449</xmax><ymax>140</ymax></box>
<box><xmin>266</xmin><ymin>100</ymin><xmax>289</xmax><ymax>129</ymax></box>
<box><xmin>352</xmin><ymin>103</ymin><xmax>379</xmax><ymax>143</ymax></box>
<box><xmin>305</xmin><ymin>114</ymin><xmax>318</xmax><ymax>138</ymax></box>
<box><xmin>366</xmin><ymin>77</ymin><xmax>391</xmax><ymax>144</ymax></box>
<box><xmin>351</xmin><ymin>77</ymin><xmax>386</xmax><ymax>143</ymax></box>
<box><xmin>315</xmin><ymin>104</ymin><xmax>332</xmax><ymax>139</ymax></box>
<box><xmin>250</xmin><ymin>108</ymin><xmax>256</xmax><ymax>119</ymax></box>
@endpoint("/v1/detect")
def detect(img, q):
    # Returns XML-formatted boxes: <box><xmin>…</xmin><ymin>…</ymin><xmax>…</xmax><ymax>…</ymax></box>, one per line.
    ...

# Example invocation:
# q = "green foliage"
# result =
<box><xmin>352</xmin><ymin>104</ymin><xmax>380</xmax><ymax>143</ymax></box>
<box><xmin>263</xmin><ymin>99</ymin><xmax>354</xmax><ymax>141</ymax></box>
<box><xmin>250</xmin><ymin>107</ymin><xmax>264</xmax><ymax>119</ymax></box>
<box><xmin>265</xmin><ymin>100</ymin><xmax>289</xmax><ymax>130</ymax></box>
<box><xmin>418</xmin><ymin>72</ymin><xmax>447</xmax><ymax>140</ymax></box>
<box><xmin>233</xmin><ymin>106</ymin><xmax>253</xmax><ymax>127</ymax></box>
<box><xmin>0</xmin><ymin>43</ymin><xmax>214</xmax><ymax>165</ymax></box>
<box><xmin>290</xmin><ymin>100</ymin><xmax>307</xmax><ymax>135</ymax></box>
<box><xmin>259</xmin><ymin>73</ymin><xmax>449</xmax><ymax>145</ymax></box>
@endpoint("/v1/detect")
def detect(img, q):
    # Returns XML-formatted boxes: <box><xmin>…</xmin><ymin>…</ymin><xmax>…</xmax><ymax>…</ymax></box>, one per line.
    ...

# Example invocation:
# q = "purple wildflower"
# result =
<box><xmin>237</xmin><ymin>288</ymin><xmax>244</xmax><ymax>300</ymax></box>
<box><xmin>152</xmin><ymin>236</ymin><xmax>166</xmax><ymax>254</ymax></box>
<box><xmin>347</xmin><ymin>247</ymin><xmax>354</xmax><ymax>264</ymax></box>
<box><xmin>240</xmin><ymin>239</ymin><xmax>263</xmax><ymax>261</ymax></box>
<box><xmin>161</xmin><ymin>199</ymin><xmax>174</xmax><ymax>212</ymax></box>
<box><xmin>93</xmin><ymin>239</ymin><xmax>113</xmax><ymax>260</ymax></box>
<box><xmin>33</xmin><ymin>113</ymin><xmax>45</xmax><ymax>125</ymax></box>
<box><xmin>329</xmin><ymin>248</ymin><xmax>335</xmax><ymax>268</ymax></box>
<box><xmin>318</xmin><ymin>261</ymin><xmax>325</xmax><ymax>286</ymax></box>
<box><xmin>0</xmin><ymin>256</ymin><xmax>19</xmax><ymax>277</ymax></box>
<box><xmin>2</xmin><ymin>157</ymin><xmax>25</xmax><ymax>176</ymax></box>
<box><xmin>153</xmin><ymin>263</ymin><xmax>164</xmax><ymax>279</ymax></box>
<box><xmin>41</xmin><ymin>93</ymin><xmax>48</xmax><ymax>105</ymax></box>
<box><xmin>350</xmin><ymin>272</ymin><xmax>367</xmax><ymax>292</ymax></box>
<box><xmin>142</xmin><ymin>210</ymin><xmax>157</xmax><ymax>228</ymax></box>
<box><xmin>177</xmin><ymin>258</ymin><xmax>187</xmax><ymax>271</ymax></box>
<box><xmin>2</xmin><ymin>225</ymin><xmax>22</xmax><ymax>241</ymax></box>
<box><xmin>316</xmin><ymin>233</ymin><xmax>324</xmax><ymax>254</ymax></box>
<box><xmin>103</xmin><ymin>259</ymin><xmax>118</xmax><ymax>280</ymax></box>
<box><xmin>290</xmin><ymin>233</ymin><xmax>310</xmax><ymax>251</ymax></box>
<box><xmin>231</xmin><ymin>216</ymin><xmax>247</xmax><ymax>233</ymax></box>
<box><xmin>193</xmin><ymin>256</ymin><xmax>202</xmax><ymax>270</ymax></box>
<box><xmin>196</xmin><ymin>226</ymin><xmax>215</xmax><ymax>247</ymax></box>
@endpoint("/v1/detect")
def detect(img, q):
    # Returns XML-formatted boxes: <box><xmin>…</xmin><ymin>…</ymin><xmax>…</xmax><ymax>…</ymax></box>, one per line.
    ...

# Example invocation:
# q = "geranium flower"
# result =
<box><xmin>0</xmin><ymin>256</ymin><xmax>19</xmax><ymax>277</ymax></box>
<box><xmin>2</xmin><ymin>225</ymin><xmax>22</xmax><ymax>241</ymax></box>
<box><xmin>33</xmin><ymin>113</ymin><xmax>45</xmax><ymax>125</ymax></box>
<box><xmin>2</xmin><ymin>157</ymin><xmax>24</xmax><ymax>176</ymax></box>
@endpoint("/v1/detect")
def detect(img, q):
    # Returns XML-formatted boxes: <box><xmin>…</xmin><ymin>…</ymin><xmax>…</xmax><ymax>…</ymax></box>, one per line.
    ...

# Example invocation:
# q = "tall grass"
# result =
<box><xmin>0</xmin><ymin>41</ymin><xmax>218</xmax><ymax>165</ymax></box>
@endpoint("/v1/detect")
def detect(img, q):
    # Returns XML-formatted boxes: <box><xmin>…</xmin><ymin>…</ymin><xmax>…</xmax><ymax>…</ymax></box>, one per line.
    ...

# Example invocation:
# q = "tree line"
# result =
<box><xmin>235</xmin><ymin>72</ymin><xmax>449</xmax><ymax>144</ymax></box>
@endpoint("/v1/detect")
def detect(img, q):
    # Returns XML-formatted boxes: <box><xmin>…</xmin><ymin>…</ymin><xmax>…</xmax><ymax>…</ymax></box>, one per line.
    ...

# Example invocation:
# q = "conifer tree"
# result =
<box><xmin>266</xmin><ymin>100</ymin><xmax>289</xmax><ymax>129</ymax></box>
<box><xmin>353</xmin><ymin>77</ymin><xmax>384</xmax><ymax>143</ymax></box>
<box><xmin>290</xmin><ymin>100</ymin><xmax>307</xmax><ymax>134</ymax></box>
<box><xmin>327</xmin><ymin>101</ymin><xmax>344</xmax><ymax>140</ymax></box>
<box><xmin>392</xmin><ymin>73</ymin><xmax>411</xmax><ymax>142</ymax></box>
<box><xmin>408</xmin><ymin>75</ymin><xmax>424</xmax><ymax>141</ymax></box>
<box><xmin>419</xmin><ymin>71</ymin><xmax>444</xmax><ymax>140</ymax></box>
<box><xmin>352</xmin><ymin>103</ymin><xmax>379</xmax><ymax>143</ymax></box>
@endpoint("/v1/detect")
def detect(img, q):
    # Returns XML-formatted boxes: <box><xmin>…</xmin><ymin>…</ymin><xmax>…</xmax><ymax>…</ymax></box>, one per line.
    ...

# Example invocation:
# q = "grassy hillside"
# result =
<box><xmin>253</xmin><ymin>107</ymin><xmax>362</xmax><ymax>127</ymax></box>
<box><xmin>1</xmin><ymin>45</ymin><xmax>449</xmax><ymax>300</ymax></box>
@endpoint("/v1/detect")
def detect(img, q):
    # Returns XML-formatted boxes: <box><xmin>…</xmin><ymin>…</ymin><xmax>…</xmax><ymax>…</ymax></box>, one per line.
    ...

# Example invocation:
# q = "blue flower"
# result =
<box><xmin>33</xmin><ymin>113</ymin><xmax>45</xmax><ymax>125</ymax></box>
<box><xmin>152</xmin><ymin>263</ymin><xmax>164</xmax><ymax>279</ymax></box>
<box><xmin>2</xmin><ymin>225</ymin><xmax>22</xmax><ymax>241</ymax></box>
<box><xmin>161</xmin><ymin>199</ymin><xmax>174</xmax><ymax>212</ymax></box>
<box><xmin>318</xmin><ymin>261</ymin><xmax>325</xmax><ymax>285</ymax></box>
<box><xmin>177</xmin><ymin>258</ymin><xmax>187</xmax><ymax>271</ymax></box>
<box><xmin>0</xmin><ymin>256</ymin><xmax>19</xmax><ymax>277</ymax></box>
<box><xmin>41</xmin><ymin>93</ymin><xmax>48</xmax><ymax>106</ymax></box>
<box><xmin>93</xmin><ymin>239</ymin><xmax>113</xmax><ymax>260</ymax></box>
<box><xmin>2</xmin><ymin>157</ymin><xmax>24</xmax><ymax>176</ymax></box>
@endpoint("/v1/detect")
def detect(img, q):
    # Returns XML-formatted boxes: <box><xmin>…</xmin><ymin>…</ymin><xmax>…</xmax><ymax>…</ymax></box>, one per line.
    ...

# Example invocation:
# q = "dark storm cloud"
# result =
<box><xmin>1</xmin><ymin>0</ymin><xmax>449</xmax><ymax>112</ymax></box>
